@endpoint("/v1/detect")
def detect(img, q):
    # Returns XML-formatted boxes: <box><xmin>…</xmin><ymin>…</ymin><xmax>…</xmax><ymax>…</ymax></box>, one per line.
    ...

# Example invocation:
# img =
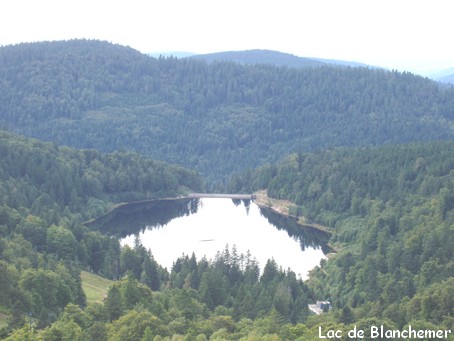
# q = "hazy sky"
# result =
<box><xmin>1</xmin><ymin>0</ymin><xmax>453</xmax><ymax>74</ymax></box>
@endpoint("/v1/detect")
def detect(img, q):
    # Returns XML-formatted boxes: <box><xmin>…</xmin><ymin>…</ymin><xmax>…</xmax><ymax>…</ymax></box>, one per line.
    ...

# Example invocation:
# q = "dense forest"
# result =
<box><xmin>230</xmin><ymin>141</ymin><xmax>454</xmax><ymax>337</ymax></box>
<box><xmin>0</xmin><ymin>130</ymin><xmax>203</xmax><ymax>221</ymax></box>
<box><xmin>1</xmin><ymin>40</ymin><xmax>454</xmax><ymax>187</ymax></box>
<box><xmin>0</xmin><ymin>131</ymin><xmax>317</xmax><ymax>340</ymax></box>
<box><xmin>1</xmin><ymin>39</ymin><xmax>454</xmax><ymax>340</ymax></box>
<box><xmin>190</xmin><ymin>50</ymin><xmax>368</xmax><ymax>68</ymax></box>
<box><xmin>1</xmin><ymin>132</ymin><xmax>453</xmax><ymax>339</ymax></box>
<box><xmin>190</xmin><ymin>50</ymin><xmax>327</xmax><ymax>68</ymax></box>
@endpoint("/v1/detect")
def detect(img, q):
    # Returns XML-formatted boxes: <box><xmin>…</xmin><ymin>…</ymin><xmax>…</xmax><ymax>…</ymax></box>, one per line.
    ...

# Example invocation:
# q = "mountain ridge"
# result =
<box><xmin>1</xmin><ymin>39</ymin><xmax>453</xmax><ymax>187</ymax></box>
<box><xmin>188</xmin><ymin>49</ymin><xmax>370</xmax><ymax>69</ymax></box>
<box><xmin>432</xmin><ymin>67</ymin><xmax>454</xmax><ymax>84</ymax></box>
<box><xmin>190</xmin><ymin>49</ymin><xmax>454</xmax><ymax>82</ymax></box>
<box><xmin>1</xmin><ymin>39</ymin><xmax>454</xmax><ymax>338</ymax></box>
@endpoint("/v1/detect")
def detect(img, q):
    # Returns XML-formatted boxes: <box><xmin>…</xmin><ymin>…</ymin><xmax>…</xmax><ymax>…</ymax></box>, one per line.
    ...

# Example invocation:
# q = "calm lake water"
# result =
<box><xmin>90</xmin><ymin>198</ymin><xmax>331</xmax><ymax>279</ymax></box>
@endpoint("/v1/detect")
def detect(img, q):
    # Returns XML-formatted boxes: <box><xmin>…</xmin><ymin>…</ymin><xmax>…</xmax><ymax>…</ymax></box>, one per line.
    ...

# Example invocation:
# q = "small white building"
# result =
<box><xmin>308</xmin><ymin>300</ymin><xmax>332</xmax><ymax>315</ymax></box>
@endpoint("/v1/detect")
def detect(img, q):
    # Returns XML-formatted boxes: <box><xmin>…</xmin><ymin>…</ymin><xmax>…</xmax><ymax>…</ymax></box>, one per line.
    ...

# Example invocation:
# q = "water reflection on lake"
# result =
<box><xmin>89</xmin><ymin>198</ymin><xmax>331</xmax><ymax>279</ymax></box>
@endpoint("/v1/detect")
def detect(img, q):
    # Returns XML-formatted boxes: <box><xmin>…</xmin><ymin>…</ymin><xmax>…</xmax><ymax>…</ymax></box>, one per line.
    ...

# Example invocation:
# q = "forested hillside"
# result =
<box><xmin>0</xmin><ymin>131</ymin><xmax>318</xmax><ymax>340</ymax></box>
<box><xmin>1</xmin><ymin>39</ymin><xmax>454</xmax><ymax>187</ymax></box>
<box><xmin>0</xmin><ymin>130</ymin><xmax>202</xmax><ymax>220</ymax></box>
<box><xmin>189</xmin><ymin>49</ymin><xmax>326</xmax><ymax>68</ymax></box>
<box><xmin>190</xmin><ymin>49</ymin><xmax>368</xmax><ymax>68</ymax></box>
<box><xmin>230</xmin><ymin>141</ymin><xmax>454</xmax><ymax>334</ymax></box>
<box><xmin>2</xmin><ymin>133</ymin><xmax>453</xmax><ymax>339</ymax></box>
<box><xmin>1</xmin><ymin>40</ymin><xmax>454</xmax><ymax>339</ymax></box>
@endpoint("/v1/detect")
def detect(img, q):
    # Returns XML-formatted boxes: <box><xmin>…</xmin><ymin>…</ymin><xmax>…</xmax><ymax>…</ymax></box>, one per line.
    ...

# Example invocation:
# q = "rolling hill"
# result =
<box><xmin>438</xmin><ymin>72</ymin><xmax>454</xmax><ymax>84</ymax></box>
<box><xmin>189</xmin><ymin>49</ymin><xmax>325</xmax><ymax>67</ymax></box>
<box><xmin>1</xmin><ymin>39</ymin><xmax>454</xmax><ymax>339</ymax></box>
<box><xmin>429</xmin><ymin>66</ymin><xmax>454</xmax><ymax>84</ymax></box>
<box><xmin>189</xmin><ymin>49</ymin><xmax>370</xmax><ymax>68</ymax></box>
<box><xmin>1</xmin><ymin>39</ymin><xmax>454</xmax><ymax>187</ymax></box>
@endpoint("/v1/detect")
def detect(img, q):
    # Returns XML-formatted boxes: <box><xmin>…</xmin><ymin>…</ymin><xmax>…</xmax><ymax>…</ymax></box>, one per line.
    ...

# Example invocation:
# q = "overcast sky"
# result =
<box><xmin>1</xmin><ymin>0</ymin><xmax>453</xmax><ymax>74</ymax></box>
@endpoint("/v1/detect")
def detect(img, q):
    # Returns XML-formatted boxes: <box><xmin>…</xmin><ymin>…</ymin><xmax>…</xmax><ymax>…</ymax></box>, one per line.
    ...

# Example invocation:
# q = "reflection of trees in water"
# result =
<box><xmin>87</xmin><ymin>198</ymin><xmax>330</xmax><ymax>254</ymax></box>
<box><xmin>231</xmin><ymin>199</ymin><xmax>251</xmax><ymax>215</ymax></box>
<box><xmin>87</xmin><ymin>198</ymin><xmax>200</xmax><ymax>237</ymax></box>
<box><xmin>258</xmin><ymin>207</ymin><xmax>331</xmax><ymax>254</ymax></box>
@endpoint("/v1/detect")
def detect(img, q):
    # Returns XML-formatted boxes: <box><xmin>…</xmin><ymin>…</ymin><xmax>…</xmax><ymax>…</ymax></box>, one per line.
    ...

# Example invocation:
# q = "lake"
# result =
<box><xmin>89</xmin><ymin>197</ymin><xmax>331</xmax><ymax>279</ymax></box>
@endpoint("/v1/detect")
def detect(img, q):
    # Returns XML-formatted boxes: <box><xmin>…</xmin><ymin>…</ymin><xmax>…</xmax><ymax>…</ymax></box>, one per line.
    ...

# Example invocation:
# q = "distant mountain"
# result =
<box><xmin>439</xmin><ymin>74</ymin><xmax>454</xmax><ymax>84</ymax></box>
<box><xmin>189</xmin><ymin>49</ymin><xmax>370</xmax><ymax>69</ymax></box>
<box><xmin>310</xmin><ymin>56</ymin><xmax>371</xmax><ymax>68</ymax></box>
<box><xmin>148</xmin><ymin>51</ymin><xmax>197</xmax><ymax>58</ymax></box>
<box><xmin>1</xmin><ymin>40</ymin><xmax>454</xmax><ymax>187</ymax></box>
<box><xmin>429</xmin><ymin>67</ymin><xmax>454</xmax><ymax>84</ymax></box>
<box><xmin>189</xmin><ymin>49</ymin><xmax>325</xmax><ymax>67</ymax></box>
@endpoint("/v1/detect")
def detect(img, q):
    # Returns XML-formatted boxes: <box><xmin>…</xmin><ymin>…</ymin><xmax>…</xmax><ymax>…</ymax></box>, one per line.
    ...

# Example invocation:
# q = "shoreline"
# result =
<box><xmin>252</xmin><ymin>190</ymin><xmax>339</xmax><ymax>253</ymax></box>
<box><xmin>253</xmin><ymin>190</ymin><xmax>334</xmax><ymax>235</ymax></box>
<box><xmin>86</xmin><ymin>191</ymin><xmax>336</xmax><ymax>242</ymax></box>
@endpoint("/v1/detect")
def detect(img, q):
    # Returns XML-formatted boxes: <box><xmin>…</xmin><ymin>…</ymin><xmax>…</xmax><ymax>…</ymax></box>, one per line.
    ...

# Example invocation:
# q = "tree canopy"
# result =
<box><xmin>1</xmin><ymin>40</ymin><xmax>454</xmax><ymax>340</ymax></box>
<box><xmin>1</xmin><ymin>39</ymin><xmax>453</xmax><ymax>187</ymax></box>
<box><xmin>230</xmin><ymin>141</ymin><xmax>454</xmax><ymax>333</ymax></box>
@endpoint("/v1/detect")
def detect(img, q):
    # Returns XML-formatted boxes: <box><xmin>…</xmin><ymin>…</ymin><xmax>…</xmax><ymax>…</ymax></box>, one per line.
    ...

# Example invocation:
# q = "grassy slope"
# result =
<box><xmin>80</xmin><ymin>271</ymin><xmax>114</xmax><ymax>305</ymax></box>
<box><xmin>0</xmin><ymin>312</ymin><xmax>9</xmax><ymax>330</ymax></box>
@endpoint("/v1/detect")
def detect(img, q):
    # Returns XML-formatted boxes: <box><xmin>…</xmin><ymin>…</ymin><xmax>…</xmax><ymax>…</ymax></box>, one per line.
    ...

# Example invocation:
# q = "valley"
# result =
<box><xmin>0</xmin><ymin>40</ymin><xmax>453</xmax><ymax>340</ymax></box>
